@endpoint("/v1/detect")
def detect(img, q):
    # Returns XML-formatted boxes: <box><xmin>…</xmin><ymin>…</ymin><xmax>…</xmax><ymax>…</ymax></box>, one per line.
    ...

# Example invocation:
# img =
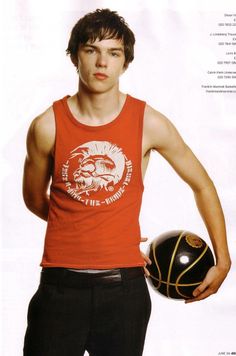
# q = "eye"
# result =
<box><xmin>85</xmin><ymin>48</ymin><xmax>95</xmax><ymax>54</ymax></box>
<box><xmin>111</xmin><ymin>52</ymin><xmax>120</xmax><ymax>57</ymax></box>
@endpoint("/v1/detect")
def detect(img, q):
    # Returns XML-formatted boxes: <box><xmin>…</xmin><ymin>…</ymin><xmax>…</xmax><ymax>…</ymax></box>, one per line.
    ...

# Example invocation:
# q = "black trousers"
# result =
<box><xmin>23</xmin><ymin>267</ymin><xmax>152</xmax><ymax>356</ymax></box>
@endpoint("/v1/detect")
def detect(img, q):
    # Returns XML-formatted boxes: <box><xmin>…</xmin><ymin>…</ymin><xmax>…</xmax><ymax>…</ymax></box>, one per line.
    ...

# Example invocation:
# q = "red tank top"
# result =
<box><xmin>40</xmin><ymin>94</ymin><xmax>146</xmax><ymax>269</ymax></box>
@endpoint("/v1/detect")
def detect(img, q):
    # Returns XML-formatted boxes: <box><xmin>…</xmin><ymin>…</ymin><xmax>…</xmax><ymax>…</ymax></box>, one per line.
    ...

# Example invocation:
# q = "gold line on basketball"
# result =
<box><xmin>147</xmin><ymin>230</ymin><xmax>215</xmax><ymax>300</ymax></box>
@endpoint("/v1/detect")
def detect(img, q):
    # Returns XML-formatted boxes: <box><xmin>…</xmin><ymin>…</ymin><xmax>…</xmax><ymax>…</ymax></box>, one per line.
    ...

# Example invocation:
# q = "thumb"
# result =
<box><xmin>193</xmin><ymin>280</ymin><xmax>208</xmax><ymax>297</ymax></box>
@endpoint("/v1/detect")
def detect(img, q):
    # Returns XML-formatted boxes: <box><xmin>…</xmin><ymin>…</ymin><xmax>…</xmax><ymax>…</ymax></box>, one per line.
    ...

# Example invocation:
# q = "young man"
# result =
<box><xmin>23</xmin><ymin>8</ymin><xmax>231</xmax><ymax>356</ymax></box>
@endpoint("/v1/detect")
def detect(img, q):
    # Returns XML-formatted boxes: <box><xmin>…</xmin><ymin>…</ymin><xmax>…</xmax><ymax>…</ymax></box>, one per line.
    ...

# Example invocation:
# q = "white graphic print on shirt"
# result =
<box><xmin>61</xmin><ymin>141</ymin><xmax>133</xmax><ymax>206</ymax></box>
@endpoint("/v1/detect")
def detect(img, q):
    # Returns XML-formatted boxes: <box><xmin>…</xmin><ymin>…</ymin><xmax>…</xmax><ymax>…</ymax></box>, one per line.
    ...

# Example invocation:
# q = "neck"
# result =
<box><xmin>74</xmin><ymin>83</ymin><xmax>125</xmax><ymax>123</ymax></box>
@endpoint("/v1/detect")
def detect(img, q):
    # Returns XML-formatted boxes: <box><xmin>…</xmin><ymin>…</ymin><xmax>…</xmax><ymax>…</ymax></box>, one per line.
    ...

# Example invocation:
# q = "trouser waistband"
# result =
<box><xmin>40</xmin><ymin>267</ymin><xmax>144</xmax><ymax>288</ymax></box>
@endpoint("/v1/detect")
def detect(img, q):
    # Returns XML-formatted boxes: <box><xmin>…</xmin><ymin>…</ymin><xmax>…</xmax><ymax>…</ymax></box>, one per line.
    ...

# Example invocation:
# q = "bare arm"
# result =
<box><xmin>143</xmin><ymin>105</ymin><xmax>231</xmax><ymax>302</ymax></box>
<box><xmin>23</xmin><ymin>107</ymin><xmax>55</xmax><ymax>221</ymax></box>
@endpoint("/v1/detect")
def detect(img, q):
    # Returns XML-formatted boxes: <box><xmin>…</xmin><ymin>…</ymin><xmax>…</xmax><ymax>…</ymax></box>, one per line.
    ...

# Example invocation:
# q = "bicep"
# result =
<box><xmin>23</xmin><ymin>116</ymin><xmax>54</xmax><ymax>204</ymax></box>
<box><xmin>145</xmin><ymin>107</ymin><xmax>212</xmax><ymax>192</ymax></box>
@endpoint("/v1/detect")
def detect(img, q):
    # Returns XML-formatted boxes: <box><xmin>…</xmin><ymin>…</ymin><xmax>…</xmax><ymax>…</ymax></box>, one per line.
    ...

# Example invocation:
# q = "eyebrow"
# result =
<box><xmin>82</xmin><ymin>44</ymin><xmax>124</xmax><ymax>52</ymax></box>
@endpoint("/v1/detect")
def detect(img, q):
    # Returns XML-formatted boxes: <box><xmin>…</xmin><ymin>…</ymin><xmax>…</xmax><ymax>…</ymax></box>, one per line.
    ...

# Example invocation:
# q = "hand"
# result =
<box><xmin>185</xmin><ymin>264</ymin><xmax>230</xmax><ymax>303</ymax></box>
<box><xmin>140</xmin><ymin>237</ymin><xmax>152</xmax><ymax>277</ymax></box>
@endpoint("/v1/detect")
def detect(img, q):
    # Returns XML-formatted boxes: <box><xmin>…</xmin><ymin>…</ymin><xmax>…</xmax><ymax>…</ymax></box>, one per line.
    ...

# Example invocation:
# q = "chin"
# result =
<box><xmin>80</xmin><ymin>78</ymin><xmax>116</xmax><ymax>94</ymax></box>
<box><xmin>86</xmin><ymin>84</ymin><xmax>115</xmax><ymax>95</ymax></box>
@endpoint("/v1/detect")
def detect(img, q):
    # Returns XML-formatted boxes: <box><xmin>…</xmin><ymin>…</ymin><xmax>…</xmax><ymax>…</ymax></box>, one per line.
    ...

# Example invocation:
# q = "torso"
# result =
<box><xmin>40</xmin><ymin>92</ymin><xmax>153</xmax><ymax>180</ymax></box>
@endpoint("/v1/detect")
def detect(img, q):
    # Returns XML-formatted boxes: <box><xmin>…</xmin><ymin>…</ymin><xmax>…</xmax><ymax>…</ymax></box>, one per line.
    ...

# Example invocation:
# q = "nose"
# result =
<box><xmin>96</xmin><ymin>52</ymin><xmax>107</xmax><ymax>68</ymax></box>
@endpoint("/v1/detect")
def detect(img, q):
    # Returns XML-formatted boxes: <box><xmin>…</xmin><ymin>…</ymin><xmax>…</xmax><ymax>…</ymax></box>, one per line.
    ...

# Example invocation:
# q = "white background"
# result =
<box><xmin>1</xmin><ymin>1</ymin><xmax>236</xmax><ymax>355</ymax></box>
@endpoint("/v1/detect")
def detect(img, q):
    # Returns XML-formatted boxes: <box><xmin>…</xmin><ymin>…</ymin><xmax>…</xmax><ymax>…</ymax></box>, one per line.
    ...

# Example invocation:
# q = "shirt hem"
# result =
<box><xmin>40</xmin><ymin>262</ymin><xmax>145</xmax><ymax>269</ymax></box>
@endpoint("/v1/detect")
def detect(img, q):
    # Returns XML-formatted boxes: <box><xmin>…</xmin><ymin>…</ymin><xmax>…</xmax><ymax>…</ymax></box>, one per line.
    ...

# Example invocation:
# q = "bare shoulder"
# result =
<box><xmin>143</xmin><ymin>104</ymin><xmax>183</xmax><ymax>151</ymax></box>
<box><xmin>27</xmin><ymin>106</ymin><xmax>55</xmax><ymax>156</ymax></box>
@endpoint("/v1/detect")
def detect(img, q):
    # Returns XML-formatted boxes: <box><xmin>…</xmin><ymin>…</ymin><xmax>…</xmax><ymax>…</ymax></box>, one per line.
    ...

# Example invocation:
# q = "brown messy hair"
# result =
<box><xmin>66</xmin><ymin>8</ymin><xmax>135</xmax><ymax>68</ymax></box>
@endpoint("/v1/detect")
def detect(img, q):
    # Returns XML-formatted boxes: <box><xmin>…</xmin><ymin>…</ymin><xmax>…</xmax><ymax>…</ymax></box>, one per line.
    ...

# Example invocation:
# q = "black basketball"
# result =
<box><xmin>147</xmin><ymin>230</ymin><xmax>215</xmax><ymax>300</ymax></box>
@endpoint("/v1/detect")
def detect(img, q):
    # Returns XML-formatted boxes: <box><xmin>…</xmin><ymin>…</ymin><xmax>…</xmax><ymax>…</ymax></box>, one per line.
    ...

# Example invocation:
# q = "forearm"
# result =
<box><xmin>193</xmin><ymin>182</ymin><xmax>231</xmax><ymax>270</ymax></box>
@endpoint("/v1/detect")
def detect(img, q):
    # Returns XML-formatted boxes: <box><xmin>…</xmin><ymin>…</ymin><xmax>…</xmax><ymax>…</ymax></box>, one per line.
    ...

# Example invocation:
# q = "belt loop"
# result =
<box><xmin>57</xmin><ymin>268</ymin><xmax>66</xmax><ymax>294</ymax></box>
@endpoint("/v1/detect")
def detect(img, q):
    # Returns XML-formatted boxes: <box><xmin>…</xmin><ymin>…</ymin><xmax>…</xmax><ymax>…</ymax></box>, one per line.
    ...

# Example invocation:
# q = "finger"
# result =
<box><xmin>185</xmin><ymin>288</ymin><xmax>214</xmax><ymax>303</ymax></box>
<box><xmin>140</xmin><ymin>237</ymin><xmax>148</xmax><ymax>242</ymax></box>
<box><xmin>141</xmin><ymin>252</ymin><xmax>152</xmax><ymax>265</ymax></box>
<box><xmin>143</xmin><ymin>266</ymin><xmax>150</xmax><ymax>277</ymax></box>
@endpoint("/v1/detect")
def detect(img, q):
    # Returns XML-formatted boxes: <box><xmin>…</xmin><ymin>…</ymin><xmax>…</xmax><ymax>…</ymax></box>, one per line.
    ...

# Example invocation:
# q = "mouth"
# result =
<box><xmin>94</xmin><ymin>73</ymin><xmax>108</xmax><ymax>80</ymax></box>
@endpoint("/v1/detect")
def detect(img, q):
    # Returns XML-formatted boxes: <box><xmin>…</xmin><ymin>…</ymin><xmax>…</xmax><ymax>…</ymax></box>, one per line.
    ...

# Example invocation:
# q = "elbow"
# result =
<box><xmin>193</xmin><ymin>177</ymin><xmax>216</xmax><ymax>195</ymax></box>
<box><xmin>23</xmin><ymin>195</ymin><xmax>34</xmax><ymax>212</ymax></box>
<box><xmin>22</xmin><ymin>189</ymin><xmax>49</xmax><ymax>220</ymax></box>
<box><xmin>23</xmin><ymin>190</ymin><xmax>38</xmax><ymax>213</ymax></box>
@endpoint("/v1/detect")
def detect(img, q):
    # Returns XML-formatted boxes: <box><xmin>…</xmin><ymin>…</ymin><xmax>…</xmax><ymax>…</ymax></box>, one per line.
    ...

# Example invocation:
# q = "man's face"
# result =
<box><xmin>77</xmin><ymin>38</ymin><xmax>126</xmax><ymax>93</ymax></box>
